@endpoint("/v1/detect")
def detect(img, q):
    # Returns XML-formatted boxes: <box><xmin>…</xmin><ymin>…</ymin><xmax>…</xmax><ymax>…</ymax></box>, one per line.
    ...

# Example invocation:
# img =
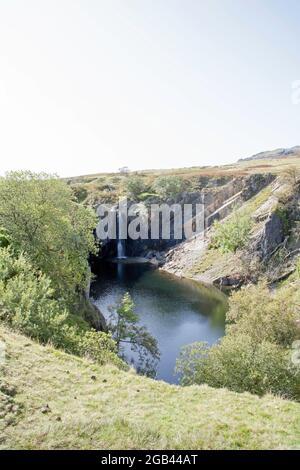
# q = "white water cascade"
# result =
<box><xmin>117</xmin><ymin>239</ymin><xmax>126</xmax><ymax>258</ymax></box>
<box><xmin>117</xmin><ymin>211</ymin><xmax>126</xmax><ymax>259</ymax></box>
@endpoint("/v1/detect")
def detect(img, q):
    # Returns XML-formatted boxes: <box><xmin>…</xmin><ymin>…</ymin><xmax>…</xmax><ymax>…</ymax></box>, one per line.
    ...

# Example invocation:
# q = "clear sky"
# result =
<box><xmin>1</xmin><ymin>0</ymin><xmax>300</xmax><ymax>177</ymax></box>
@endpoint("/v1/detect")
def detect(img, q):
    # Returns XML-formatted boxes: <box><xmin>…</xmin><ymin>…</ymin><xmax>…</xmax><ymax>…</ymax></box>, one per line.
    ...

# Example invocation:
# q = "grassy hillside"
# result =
<box><xmin>1</xmin><ymin>325</ymin><xmax>299</xmax><ymax>450</ymax></box>
<box><xmin>67</xmin><ymin>156</ymin><xmax>300</xmax><ymax>183</ymax></box>
<box><xmin>66</xmin><ymin>156</ymin><xmax>300</xmax><ymax>206</ymax></box>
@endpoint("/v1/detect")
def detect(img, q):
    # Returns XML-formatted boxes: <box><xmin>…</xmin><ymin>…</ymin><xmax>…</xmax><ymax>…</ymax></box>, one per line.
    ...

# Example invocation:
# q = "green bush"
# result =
<box><xmin>72</xmin><ymin>184</ymin><xmax>88</xmax><ymax>203</ymax></box>
<box><xmin>0</xmin><ymin>228</ymin><xmax>10</xmax><ymax>248</ymax></box>
<box><xmin>152</xmin><ymin>176</ymin><xmax>184</xmax><ymax>199</ymax></box>
<box><xmin>176</xmin><ymin>280</ymin><xmax>300</xmax><ymax>400</ymax></box>
<box><xmin>227</xmin><ymin>282</ymin><xmax>299</xmax><ymax>347</ymax></box>
<box><xmin>124</xmin><ymin>176</ymin><xmax>147</xmax><ymax>199</ymax></box>
<box><xmin>0</xmin><ymin>171</ymin><xmax>97</xmax><ymax>302</ymax></box>
<box><xmin>210</xmin><ymin>211</ymin><xmax>253</xmax><ymax>253</ymax></box>
<box><xmin>0</xmin><ymin>248</ymin><xmax>123</xmax><ymax>368</ymax></box>
<box><xmin>176</xmin><ymin>335</ymin><xmax>299</xmax><ymax>399</ymax></box>
<box><xmin>275</xmin><ymin>205</ymin><xmax>290</xmax><ymax>236</ymax></box>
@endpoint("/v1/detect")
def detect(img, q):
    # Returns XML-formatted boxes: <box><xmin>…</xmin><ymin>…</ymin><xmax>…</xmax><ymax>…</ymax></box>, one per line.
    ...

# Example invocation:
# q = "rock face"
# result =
<box><xmin>257</xmin><ymin>212</ymin><xmax>284</xmax><ymax>259</ymax></box>
<box><xmin>241</xmin><ymin>174</ymin><xmax>275</xmax><ymax>201</ymax></box>
<box><xmin>78</xmin><ymin>293</ymin><xmax>107</xmax><ymax>332</ymax></box>
<box><xmin>162</xmin><ymin>233</ymin><xmax>208</xmax><ymax>277</ymax></box>
<box><xmin>94</xmin><ymin>173</ymin><xmax>274</xmax><ymax>260</ymax></box>
<box><xmin>214</xmin><ymin>275</ymin><xmax>244</xmax><ymax>289</ymax></box>
<box><xmin>162</xmin><ymin>176</ymin><xmax>287</xmax><ymax>285</ymax></box>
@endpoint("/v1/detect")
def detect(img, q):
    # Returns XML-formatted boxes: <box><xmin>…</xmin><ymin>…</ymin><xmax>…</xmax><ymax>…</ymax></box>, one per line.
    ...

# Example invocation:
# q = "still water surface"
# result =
<box><xmin>91</xmin><ymin>261</ymin><xmax>227</xmax><ymax>383</ymax></box>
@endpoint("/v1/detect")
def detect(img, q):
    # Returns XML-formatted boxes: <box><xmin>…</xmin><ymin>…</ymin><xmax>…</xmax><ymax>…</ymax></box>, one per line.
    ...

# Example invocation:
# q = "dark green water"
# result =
<box><xmin>91</xmin><ymin>261</ymin><xmax>227</xmax><ymax>383</ymax></box>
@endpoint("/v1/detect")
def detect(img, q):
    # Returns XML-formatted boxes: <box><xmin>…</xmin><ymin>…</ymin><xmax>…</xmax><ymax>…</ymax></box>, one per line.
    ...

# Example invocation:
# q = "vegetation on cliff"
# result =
<box><xmin>0</xmin><ymin>171</ymin><xmax>97</xmax><ymax>300</ymax></box>
<box><xmin>0</xmin><ymin>171</ymin><xmax>123</xmax><ymax>368</ymax></box>
<box><xmin>1</xmin><ymin>162</ymin><xmax>300</xmax><ymax>449</ymax></box>
<box><xmin>176</xmin><ymin>172</ymin><xmax>300</xmax><ymax>399</ymax></box>
<box><xmin>176</xmin><ymin>281</ymin><xmax>300</xmax><ymax>399</ymax></box>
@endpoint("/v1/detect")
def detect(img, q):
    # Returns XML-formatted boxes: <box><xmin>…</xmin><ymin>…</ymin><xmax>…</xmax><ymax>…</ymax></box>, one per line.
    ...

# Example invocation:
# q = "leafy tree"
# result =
<box><xmin>176</xmin><ymin>280</ymin><xmax>300</xmax><ymax>400</ymax></box>
<box><xmin>108</xmin><ymin>293</ymin><xmax>160</xmax><ymax>376</ymax></box>
<box><xmin>124</xmin><ymin>176</ymin><xmax>146</xmax><ymax>199</ymax></box>
<box><xmin>152</xmin><ymin>175</ymin><xmax>184</xmax><ymax>199</ymax></box>
<box><xmin>227</xmin><ymin>281</ymin><xmax>299</xmax><ymax>347</ymax></box>
<box><xmin>0</xmin><ymin>171</ymin><xmax>97</xmax><ymax>301</ymax></box>
<box><xmin>210</xmin><ymin>211</ymin><xmax>253</xmax><ymax>253</ymax></box>
<box><xmin>176</xmin><ymin>336</ymin><xmax>299</xmax><ymax>399</ymax></box>
<box><xmin>0</xmin><ymin>247</ymin><xmax>123</xmax><ymax>367</ymax></box>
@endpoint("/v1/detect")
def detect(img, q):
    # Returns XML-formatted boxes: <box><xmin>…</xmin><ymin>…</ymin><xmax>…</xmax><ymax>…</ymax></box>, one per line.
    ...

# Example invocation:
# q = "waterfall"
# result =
<box><xmin>117</xmin><ymin>239</ymin><xmax>126</xmax><ymax>258</ymax></box>
<box><xmin>117</xmin><ymin>210</ymin><xmax>126</xmax><ymax>258</ymax></box>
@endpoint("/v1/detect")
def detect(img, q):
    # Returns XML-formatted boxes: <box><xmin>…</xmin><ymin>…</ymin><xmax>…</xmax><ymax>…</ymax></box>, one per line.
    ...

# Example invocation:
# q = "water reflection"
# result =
<box><xmin>91</xmin><ymin>262</ymin><xmax>227</xmax><ymax>383</ymax></box>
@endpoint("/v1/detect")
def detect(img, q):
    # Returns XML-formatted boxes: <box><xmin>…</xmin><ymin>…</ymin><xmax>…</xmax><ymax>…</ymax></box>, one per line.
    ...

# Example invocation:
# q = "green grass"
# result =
<box><xmin>67</xmin><ymin>156</ymin><xmax>300</xmax><ymax>205</ymax></box>
<box><xmin>67</xmin><ymin>156</ymin><xmax>300</xmax><ymax>182</ymax></box>
<box><xmin>1</xmin><ymin>325</ymin><xmax>300</xmax><ymax>449</ymax></box>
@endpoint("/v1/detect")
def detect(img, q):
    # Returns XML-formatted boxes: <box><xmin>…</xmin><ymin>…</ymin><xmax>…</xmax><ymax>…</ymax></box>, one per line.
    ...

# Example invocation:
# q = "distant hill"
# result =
<box><xmin>238</xmin><ymin>146</ymin><xmax>300</xmax><ymax>162</ymax></box>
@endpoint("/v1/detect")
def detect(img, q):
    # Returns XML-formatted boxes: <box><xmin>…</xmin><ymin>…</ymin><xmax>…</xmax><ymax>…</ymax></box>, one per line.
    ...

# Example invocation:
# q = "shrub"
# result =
<box><xmin>0</xmin><ymin>248</ymin><xmax>123</xmax><ymax>368</ymax></box>
<box><xmin>176</xmin><ymin>280</ymin><xmax>300</xmax><ymax>400</ymax></box>
<box><xmin>281</xmin><ymin>166</ymin><xmax>299</xmax><ymax>186</ymax></box>
<box><xmin>152</xmin><ymin>176</ymin><xmax>184</xmax><ymax>199</ymax></box>
<box><xmin>124</xmin><ymin>176</ymin><xmax>147</xmax><ymax>199</ymax></box>
<box><xmin>176</xmin><ymin>336</ymin><xmax>299</xmax><ymax>399</ymax></box>
<box><xmin>210</xmin><ymin>211</ymin><xmax>253</xmax><ymax>253</ymax></box>
<box><xmin>227</xmin><ymin>282</ymin><xmax>299</xmax><ymax>347</ymax></box>
<box><xmin>275</xmin><ymin>205</ymin><xmax>290</xmax><ymax>236</ymax></box>
<box><xmin>0</xmin><ymin>228</ymin><xmax>10</xmax><ymax>248</ymax></box>
<box><xmin>72</xmin><ymin>184</ymin><xmax>88</xmax><ymax>203</ymax></box>
<box><xmin>0</xmin><ymin>171</ymin><xmax>97</xmax><ymax>302</ymax></box>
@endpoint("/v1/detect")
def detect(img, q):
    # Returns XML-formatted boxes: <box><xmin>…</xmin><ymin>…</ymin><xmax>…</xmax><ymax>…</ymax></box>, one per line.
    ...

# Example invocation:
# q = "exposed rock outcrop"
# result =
<box><xmin>240</xmin><ymin>173</ymin><xmax>275</xmax><ymax>201</ymax></box>
<box><xmin>162</xmin><ymin>176</ymin><xmax>300</xmax><ymax>289</ymax></box>
<box><xmin>255</xmin><ymin>212</ymin><xmax>285</xmax><ymax>259</ymax></box>
<box><xmin>79</xmin><ymin>293</ymin><xmax>107</xmax><ymax>332</ymax></box>
<box><xmin>161</xmin><ymin>174</ymin><xmax>275</xmax><ymax>279</ymax></box>
<box><xmin>93</xmin><ymin>173</ymin><xmax>274</xmax><ymax>261</ymax></box>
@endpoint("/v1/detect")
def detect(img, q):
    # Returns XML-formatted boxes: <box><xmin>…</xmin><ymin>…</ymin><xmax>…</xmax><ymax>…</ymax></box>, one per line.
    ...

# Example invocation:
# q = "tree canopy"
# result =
<box><xmin>152</xmin><ymin>175</ymin><xmax>184</xmax><ymax>199</ymax></box>
<box><xmin>0</xmin><ymin>171</ymin><xmax>97</xmax><ymax>300</ymax></box>
<box><xmin>109</xmin><ymin>293</ymin><xmax>160</xmax><ymax>377</ymax></box>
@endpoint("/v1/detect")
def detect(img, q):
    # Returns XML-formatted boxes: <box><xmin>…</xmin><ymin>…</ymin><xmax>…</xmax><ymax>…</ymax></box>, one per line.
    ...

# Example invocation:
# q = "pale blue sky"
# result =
<box><xmin>0</xmin><ymin>0</ymin><xmax>300</xmax><ymax>176</ymax></box>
